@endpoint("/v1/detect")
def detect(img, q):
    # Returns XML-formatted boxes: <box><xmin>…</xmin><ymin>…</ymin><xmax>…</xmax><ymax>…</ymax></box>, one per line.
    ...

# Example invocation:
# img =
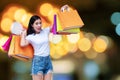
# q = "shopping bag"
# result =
<box><xmin>51</xmin><ymin>15</ymin><xmax>57</xmax><ymax>34</ymax></box>
<box><xmin>57</xmin><ymin>9</ymin><xmax>84</xmax><ymax>30</ymax></box>
<box><xmin>2</xmin><ymin>35</ymin><xmax>12</xmax><ymax>52</ymax></box>
<box><xmin>8</xmin><ymin>35</ymin><xmax>34</xmax><ymax>61</ymax></box>
<box><xmin>51</xmin><ymin>14</ymin><xmax>80</xmax><ymax>35</ymax></box>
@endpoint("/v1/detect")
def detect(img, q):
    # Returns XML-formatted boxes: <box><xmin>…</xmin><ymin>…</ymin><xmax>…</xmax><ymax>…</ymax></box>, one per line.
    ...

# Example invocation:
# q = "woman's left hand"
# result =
<box><xmin>60</xmin><ymin>4</ymin><xmax>69</xmax><ymax>12</ymax></box>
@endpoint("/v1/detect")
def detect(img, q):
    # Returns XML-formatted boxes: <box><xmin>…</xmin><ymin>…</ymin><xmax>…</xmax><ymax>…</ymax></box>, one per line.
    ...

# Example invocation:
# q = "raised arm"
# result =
<box><xmin>20</xmin><ymin>30</ymin><xmax>29</xmax><ymax>47</ymax></box>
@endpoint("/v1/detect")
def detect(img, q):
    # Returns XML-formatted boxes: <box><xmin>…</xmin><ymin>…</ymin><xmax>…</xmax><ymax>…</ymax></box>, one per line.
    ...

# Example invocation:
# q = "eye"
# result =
<box><xmin>35</xmin><ymin>22</ymin><xmax>42</xmax><ymax>25</ymax></box>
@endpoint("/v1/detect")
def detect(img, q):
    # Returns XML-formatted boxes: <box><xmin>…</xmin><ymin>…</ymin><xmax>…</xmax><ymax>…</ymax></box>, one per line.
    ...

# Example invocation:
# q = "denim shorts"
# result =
<box><xmin>31</xmin><ymin>55</ymin><xmax>53</xmax><ymax>75</ymax></box>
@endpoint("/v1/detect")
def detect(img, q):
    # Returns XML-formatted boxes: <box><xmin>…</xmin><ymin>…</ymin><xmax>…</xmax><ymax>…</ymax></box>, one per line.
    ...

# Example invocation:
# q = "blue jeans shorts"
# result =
<box><xmin>31</xmin><ymin>55</ymin><xmax>53</xmax><ymax>75</ymax></box>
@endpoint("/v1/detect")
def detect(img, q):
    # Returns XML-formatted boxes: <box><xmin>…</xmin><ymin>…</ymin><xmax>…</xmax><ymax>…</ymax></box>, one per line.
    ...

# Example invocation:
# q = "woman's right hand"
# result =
<box><xmin>21</xmin><ymin>29</ymin><xmax>27</xmax><ymax>37</ymax></box>
<box><xmin>20</xmin><ymin>29</ymin><xmax>29</xmax><ymax>47</ymax></box>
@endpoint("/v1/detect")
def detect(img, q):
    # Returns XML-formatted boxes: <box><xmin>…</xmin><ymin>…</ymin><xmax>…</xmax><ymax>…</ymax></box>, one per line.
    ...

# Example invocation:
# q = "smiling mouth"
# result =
<box><xmin>37</xmin><ymin>28</ymin><xmax>41</xmax><ymax>30</ymax></box>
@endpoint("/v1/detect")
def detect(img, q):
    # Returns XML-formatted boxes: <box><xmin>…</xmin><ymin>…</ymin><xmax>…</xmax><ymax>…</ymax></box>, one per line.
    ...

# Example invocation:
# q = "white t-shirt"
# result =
<box><xmin>26</xmin><ymin>27</ymin><xmax>50</xmax><ymax>56</ymax></box>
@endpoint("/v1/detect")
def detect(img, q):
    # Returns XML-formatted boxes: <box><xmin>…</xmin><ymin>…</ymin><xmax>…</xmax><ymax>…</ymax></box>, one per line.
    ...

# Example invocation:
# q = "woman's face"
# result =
<box><xmin>32</xmin><ymin>19</ymin><xmax>42</xmax><ymax>34</ymax></box>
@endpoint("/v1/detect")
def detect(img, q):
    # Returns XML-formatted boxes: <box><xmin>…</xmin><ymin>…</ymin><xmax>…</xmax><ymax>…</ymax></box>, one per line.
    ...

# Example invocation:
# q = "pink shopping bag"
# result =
<box><xmin>2</xmin><ymin>35</ymin><xmax>12</xmax><ymax>52</ymax></box>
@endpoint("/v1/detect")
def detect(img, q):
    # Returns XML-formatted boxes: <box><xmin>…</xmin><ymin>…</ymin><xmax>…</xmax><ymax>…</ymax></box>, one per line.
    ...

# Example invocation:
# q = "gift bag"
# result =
<box><xmin>57</xmin><ymin>9</ymin><xmax>84</xmax><ymax>30</ymax></box>
<box><xmin>52</xmin><ymin>14</ymin><xmax>80</xmax><ymax>35</ymax></box>
<box><xmin>8</xmin><ymin>35</ymin><xmax>34</xmax><ymax>61</ymax></box>
<box><xmin>2</xmin><ymin>35</ymin><xmax>12</xmax><ymax>52</ymax></box>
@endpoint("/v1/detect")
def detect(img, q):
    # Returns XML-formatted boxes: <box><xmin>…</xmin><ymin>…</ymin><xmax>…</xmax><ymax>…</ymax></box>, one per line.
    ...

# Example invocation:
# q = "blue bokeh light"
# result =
<box><xmin>115</xmin><ymin>23</ymin><xmax>120</xmax><ymax>36</ymax></box>
<box><xmin>111</xmin><ymin>12</ymin><xmax>120</xmax><ymax>25</ymax></box>
<box><xmin>83</xmin><ymin>61</ymin><xmax>100</xmax><ymax>79</ymax></box>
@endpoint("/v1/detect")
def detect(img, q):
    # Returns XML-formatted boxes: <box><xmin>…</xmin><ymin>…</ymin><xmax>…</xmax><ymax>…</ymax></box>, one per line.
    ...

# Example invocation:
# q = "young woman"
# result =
<box><xmin>20</xmin><ymin>4</ymin><xmax>69</xmax><ymax>80</ymax></box>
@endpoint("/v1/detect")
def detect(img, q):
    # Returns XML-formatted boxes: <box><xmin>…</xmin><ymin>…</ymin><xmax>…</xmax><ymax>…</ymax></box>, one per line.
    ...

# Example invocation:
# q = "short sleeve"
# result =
<box><xmin>43</xmin><ymin>27</ymin><xmax>50</xmax><ymax>34</ymax></box>
<box><xmin>25</xmin><ymin>35</ymin><xmax>32</xmax><ymax>43</ymax></box>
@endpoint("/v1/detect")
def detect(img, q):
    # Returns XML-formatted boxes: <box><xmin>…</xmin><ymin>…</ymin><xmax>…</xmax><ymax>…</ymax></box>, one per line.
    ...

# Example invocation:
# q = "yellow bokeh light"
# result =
<box><xmin>67</xmin><ymin>43</ymin><xmax>78</xmax><ymax>53</ymax></box>
<box><xmin>50</xmin><ymin>43</ymin><xmax>62</xmax><ymax>59</ymax></box>
<box><xmin>49</xmin><ymin>33</ymin><xmax>62</xmax><ymax>44</ymax></box>
<box><xmin>47</xmin><ymin>8</ymin><xmax>59</xmax><ymax>23</ymax></box>
<box><xmin>67</xmin><ymin>33</ymin><xmax>80</xmax><ymax>44</ymax></box>
<box><xmin>39</xmin><ymin>3</ymin><xmax>53</xmax><ymax>16</ymax></box>
<box><xmin>85</xmin><ymin>32</ymin><xmax>96</xmax><ymax>41</ymax></box>
<box><xmin>78</xmin><ymin>38</ymin><xmax>92</xmax><ymax>52</ymax></box>
<box><xmin>50</xmin><ymin>36</ymin><xmax>70</xmax><ymax>59</ymax></box>
<box><xmin>2</xmin><ymin>6</ymin><xmax>19</xmax><ymax>20</ymax></box>
<box><xmin>56</xmin><ymin>45</ymin><xmax>68</xmax><ymax>56</ymax></box>
<box><xmin>21</xmin><ymin>13</ymin><xmax>33</xmax><ymax>28</ymax></box>
<box><xmin>93</xmin><ymin>37</ymin><xmax>107</xmax><ymax>53</ymax></box>
<box><xmin>98</xmin><ymin>35</ymin><xmax>109</xmax><ymax>47</ymax></box>
<box><xmin>84</xmin><ymin>49</ymin><xmax>98</xmax><ymax>59</ymax></box>
<box><xmin>14</xmin><ymin>8</ymin><xmax>27</xmax><ymax>22</ymax></box>
<box><xmin>47</xmin><ymin>9</ymin><xmax>55</xmax><ymax>23</ymax></box>
<box><xmin>0</xmin><ymin>18</ymin><xmax>13</xmax><ymax>33</ymax></box>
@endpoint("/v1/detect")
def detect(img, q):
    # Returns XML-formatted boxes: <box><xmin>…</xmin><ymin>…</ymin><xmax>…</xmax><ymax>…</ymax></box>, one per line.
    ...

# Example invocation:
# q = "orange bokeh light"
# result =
<box><xmin>0</xmin><ymin>18</ymin><xmax>13</xmax><ymax>33</ymax></box>
<box><xmin>93</xmin><ymin>37</ymin><xmax>107</xmax><ymax>53</ymax></box>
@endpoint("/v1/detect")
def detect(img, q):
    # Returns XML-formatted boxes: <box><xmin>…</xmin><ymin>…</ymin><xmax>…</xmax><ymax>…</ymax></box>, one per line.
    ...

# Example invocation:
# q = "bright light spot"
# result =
<box><xmin>67</xmin><ymin>33</ymin><xmax>80</xmax><ymax>44</ymax></box>
<box><xmin>53</xmin><ymin>60</ymin><xmax>75</xmax><ymax>74</ymax></box>
<box><xmin>49</xmin><ymin>33</ymin><xmax>62</xmax><ymax>44</ymax></box>
<box><xmin>2</xmin><ymin>6</ymin><xmax>19</xmax><ymax>20</ymax></box>
<box><xmin>98</xmin><ymin>35</ymin><xmax>109</xmax><ymax>47</ymax></box>
<box><xmin>39</xmin><ymin>3</ymin><xmax>53</xmax><ymax>16</ymax></box>
<box><xmin>78</xmin><ymin>38</ymin><xmax>92</xmax><ymax>52</ymax></box>
<box><xmin>110</xmin><ymin>12</ymin><xmax>120</xmax><ymax>25</ymax></box>
<box><xmin>84</xmin><ymin>49</ymin><xmax>98</xmax><ymax>59</ymax></box>
<box><xmin>85</xmin><ymin>32</ymin><xmax>96</xmax><ymax>41</ymax></box>
<box><xmin>93</xmin><ymin>37</ymin><xmax>107</xmax><ymax>53</ymax></box>
<box><xmin>56</xmin><ymin>44</ymin><xmax>68</xmax><ymax>56</ymax></box>
<box><xmin>50</xmin><ymin>39</ymin><xmax>69</xmax><ymax>59</ymax></box>
<box><xmin>0</xmin><ymin>18</ymin><xmax>13</xmax><ymax>33</ymax></box>
<box><xmin>50</xmin><ymin>43</ymin><xmax>61</xmax><ymax>59</ymax></box>
<box><xmin>21</xmin><ymin>13</ymin><xmax>33</xmax><ymax>28</ymax></box>
<box><xmin>47</xmin><ymin>8</ymin><xmax>59</xmax><ymax>23</ymax></box>
<box><xmin>14</xmin><ymin>8</ymin><xmax>27</xmax><ymax>22</ymax></box>
<box><xmin>47</xmin><ymin>10</ymin><xmax>55</xmax><ymax>22</ymax></box>
<box><xmin>115</xmin><ymin>23</ymin><xmax>120</xmax><ymax>36</ymax></box>
<box><xmin>69</xmin><ymin>44</ymin><xmax>78</xmax><ymax>53</ymax></box>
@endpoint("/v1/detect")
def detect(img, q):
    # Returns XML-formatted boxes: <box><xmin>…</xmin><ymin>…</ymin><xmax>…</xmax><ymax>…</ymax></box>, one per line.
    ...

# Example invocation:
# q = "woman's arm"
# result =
<box><xmin>20</xmin><ymin>30</ymin><xmax>29</xmax><ymax>47</ymax></box>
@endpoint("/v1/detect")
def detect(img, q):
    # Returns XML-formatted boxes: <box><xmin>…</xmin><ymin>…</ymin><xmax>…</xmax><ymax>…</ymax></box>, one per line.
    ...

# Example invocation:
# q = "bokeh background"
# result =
<box><xmin>0</xmin><ymin>0</ymin><xmax>120</xmax><ymax>80</ymax></box>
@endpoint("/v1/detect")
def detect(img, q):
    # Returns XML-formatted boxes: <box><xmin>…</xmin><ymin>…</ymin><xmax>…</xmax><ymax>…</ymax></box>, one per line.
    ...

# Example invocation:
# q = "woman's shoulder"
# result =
<box><xmin>43</xmin><ymin>27</ymin><xmax>50</xmax><ymax>30</ymax></box>
<box><xmin>43</xmin><ymin>27</ymin><xmax>50</xmax><ymax>32</ymax></box>
<box><xmin>26</xmin><ymin>33</ymin><xmax>34</xmax><ymax>38</ymax></box>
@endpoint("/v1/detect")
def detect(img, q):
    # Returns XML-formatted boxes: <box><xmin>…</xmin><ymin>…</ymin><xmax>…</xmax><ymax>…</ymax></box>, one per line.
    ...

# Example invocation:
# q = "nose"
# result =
<box><xmin>38</xmin><ymin>24</ymin><xmax>41</xmax><ymax>27</ymax></box>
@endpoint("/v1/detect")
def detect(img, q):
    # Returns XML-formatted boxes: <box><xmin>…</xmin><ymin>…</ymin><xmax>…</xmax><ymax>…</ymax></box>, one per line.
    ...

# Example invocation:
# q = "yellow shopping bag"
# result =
<box><xmin>8</xmin><ymin>35</ymin><xmax>34</xmax><ymax>61</ymax></box>
<box><xmin>57</xmin><ymin>15</ymin><xmax>80</xmax><ymax>34</ymax></box>
<box><xmin>57</xmin><ymin>9</ymin><xmax>84</xmax><ymax>30</ymax></box>
<box><xmin>51</xmin><ymin>14</ymin><xmax>80</xmax><ymax>35</ymax></box>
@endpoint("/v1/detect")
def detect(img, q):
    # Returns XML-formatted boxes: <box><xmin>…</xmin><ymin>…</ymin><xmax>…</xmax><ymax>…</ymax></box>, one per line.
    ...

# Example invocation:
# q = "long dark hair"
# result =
<box><xmin>27</xmin><ymin>15</ymin><xmax>41</xmax><ymax>35</ymax></box>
